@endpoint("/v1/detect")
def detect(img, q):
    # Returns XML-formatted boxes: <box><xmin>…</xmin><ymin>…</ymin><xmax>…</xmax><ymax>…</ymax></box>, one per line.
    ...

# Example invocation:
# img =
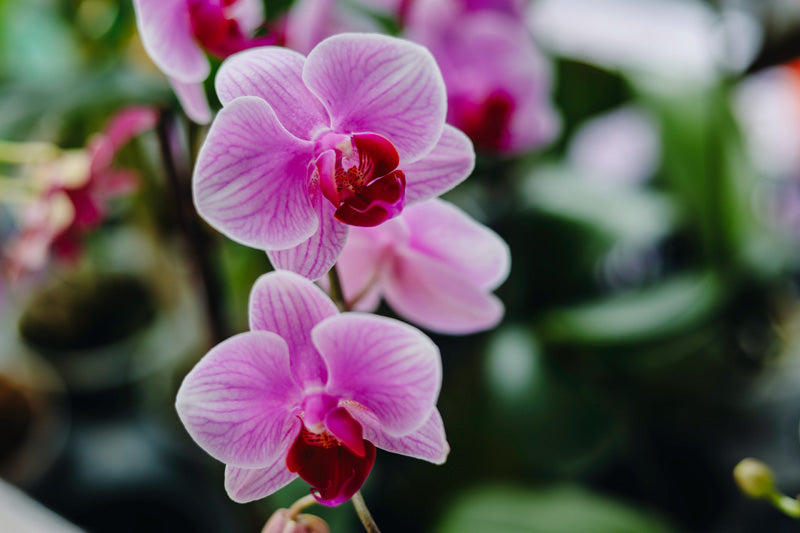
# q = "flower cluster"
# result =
<box><xmin>131</xmin><ymin>0</ymin><xmax>525</xmax><ymax>517</ymax></box>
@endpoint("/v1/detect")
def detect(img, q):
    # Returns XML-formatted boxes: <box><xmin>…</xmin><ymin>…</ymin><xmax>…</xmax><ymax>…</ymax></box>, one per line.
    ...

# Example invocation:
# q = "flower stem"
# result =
<box><xmin>328</xmin><ymin>264</ymin><xmax>350</xmax><ymax>312</ymax></box>
<box><xmin>155</xmin><ymin>109</ymin><xmax>228</xmax><ymax>346</ymax></box>
<box><xmin>287</xmin><ymin>494</ymin><xmax>318</xmax><ymax>519</ymax></box>
<box><xmin>0</xmin><ymin>140</ymin><xmax>59</xmax><ymax>163</ymax></box>
<box><xmin>768</xmin><ymin>492</ymin><xmax>800</xmax><ymax>518</ymax></box>
<box><xmin>352</xmin><ymin>491</ymin><xmax>381</xmax><ymax>533</ymax></box>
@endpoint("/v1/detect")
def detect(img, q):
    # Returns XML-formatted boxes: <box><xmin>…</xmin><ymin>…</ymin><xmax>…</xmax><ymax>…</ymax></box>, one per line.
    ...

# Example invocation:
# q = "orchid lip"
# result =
<box><xmin>316</xmin><ymin>133</ymin><xmax>406</xmax><ymax>227</ymax></box>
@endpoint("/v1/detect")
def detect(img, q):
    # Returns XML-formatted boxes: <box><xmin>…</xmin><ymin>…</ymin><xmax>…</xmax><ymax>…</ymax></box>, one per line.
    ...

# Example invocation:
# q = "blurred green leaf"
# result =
<box><xmin>436</xmin><ymin>485</ymin><xmax>678</xmax><ymax>533</ymax></box>
<box><xmin>521</xmin><ymin>166</ymin><xmax>676</xmax><ymax>246</ymax></box>
<box><xmin>538</xmin><ymin>273</ymin><xmax>722</xmax><ymax>346</ymax></box>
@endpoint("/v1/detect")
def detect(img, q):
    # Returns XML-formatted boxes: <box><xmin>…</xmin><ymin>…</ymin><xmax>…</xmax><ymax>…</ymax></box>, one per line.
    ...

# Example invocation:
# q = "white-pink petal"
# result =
<box><xmin>403</xmin><ymin>125</ymin><xmax>475</xmax><ymax>205</ymax></box>
<box><xmin>385</xmin><ymin>248</ymin><xmax>505</xmax><ymax>334</ymax></box>
<box><xmin>175</xmin><ymin>331</ymin><xmax>303</xmax><ymax>468</ymax></box>
<box><xmin>134</xmin><ymin>0</ymin><xmax>209</xmax><ymax>83</ymax></box>
<box><xmin>216</xmin><ymin>48</ymin><xmax>331</xmax><ymax>140</ymax></box>
<box><xmin>404</xmin><ymin>199</ymin><xmax>510</xmax><ymax>290</ymax></box>
<box><xmin>361</xmin><ymin>409</ymin><xmax>449</xmax><ymax>464</ymax></box>
<box><xmin>249</xmin><ymin>271</ymin><xmax>338</xmax><ymax>386</ymax></box>
<box><xmin>224</xmin><ymin>462</ymin><xmax>298</xmax><ymax>504</ymax></box>
<box><xmin>303</xmin><ymin>33</ymin><xmax>447</xmax><ymax>162</ymax></box>
<box><xmin>313</xmin><ymin>313</ymin><xmax>441</xmax><ymax>436</ymax></box>
<box><xmin>267</xmin><ymin>191</ymin><xmax>348</xmax><ymax>281</ymax></box>
<box><xmin>169</xmin><ymin>77</ymin><xmax>212</xmax><ymax>124</ymax></box>
<box><xmin>193</xmin><ymin>96</ymin><xmax>317</xmax><ymax>250</ymax></box>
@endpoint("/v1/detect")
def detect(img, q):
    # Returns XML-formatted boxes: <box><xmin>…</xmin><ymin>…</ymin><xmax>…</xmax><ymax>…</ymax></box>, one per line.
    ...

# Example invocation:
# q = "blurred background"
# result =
<box><xmin>3</xmin><ymin>0</ymin><xmax>800</xmax><ymax>531</ymax></box>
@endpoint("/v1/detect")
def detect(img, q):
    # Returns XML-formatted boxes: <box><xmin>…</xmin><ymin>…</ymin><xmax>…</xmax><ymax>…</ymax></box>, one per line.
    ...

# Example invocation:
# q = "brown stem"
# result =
<box><xmin>352</xmin><ymin>491</ymin><xmax>381</xmax><ymax>533</ymax></box>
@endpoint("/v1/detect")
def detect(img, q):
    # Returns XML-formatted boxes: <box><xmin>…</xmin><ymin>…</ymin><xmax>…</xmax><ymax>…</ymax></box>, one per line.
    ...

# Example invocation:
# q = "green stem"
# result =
<box><xmin>328</xmin><ymin>264</ymin><xmax>350</xmax><ymax>312</ymax></box>
<box><xmin>768</xmin><ymin>492</ymin><xmax>800</xmax><ymax>518</ymax></box>
<box><xmin>352</xmin><ymin>491</ymin><xmax>381</xmax><ymax>533</ymax></box>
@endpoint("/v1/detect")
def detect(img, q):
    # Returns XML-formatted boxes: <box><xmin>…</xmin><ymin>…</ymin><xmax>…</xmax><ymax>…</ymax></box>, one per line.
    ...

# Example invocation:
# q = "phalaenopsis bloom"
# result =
<box><xmin>133</xmin><ymin>0</ymin><xmax>280</xmax><ymax>123</ymax></box>
<box><xmin>332</xmin><ymin>198</ymin><xmax>510</xmax><ymax>334</ymax></box>
<box><xmin>405</xmin><ymin>0</ymin><xmax>559</xmax><ymax>154</ymax></box>
<box><xmin>193</xmin><ymin>33</ymin><xmax>474</xmax><ymax>280</ymax></box>
<box><xmin>2</xmin><ymin>107</ymin><xmax>157</xmax><ymax>281</ymax></box>
<box><xmin>176</xmin><ymin>271</ymin><xmax>448</xmax><ymax>506</ymax></box>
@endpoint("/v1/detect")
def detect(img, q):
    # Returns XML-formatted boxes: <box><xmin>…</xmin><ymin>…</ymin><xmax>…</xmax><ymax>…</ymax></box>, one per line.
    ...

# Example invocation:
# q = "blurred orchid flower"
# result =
<box><xmin>176</xmin><ymin>271</ymin><xmax>448</xmax><ymax>506</ymax></box>
<box><xmin>194</xmin><ymin>33</ymin><xmax>474</xmax><ymax>280</ymax></box>
<box><xmin>405</xmin><ymin>0</ymin><xmax>559</xmax><ymax>154</ymax></box>
<box><xmin>331</xmin><ymin>198</ymin><xmax>510</xmax><ymax>334</ymax></box>
<box><xmin>133</xmin><ymin>0</ymin><xmax>280</xmax><ymax>123</ymax></box>
<box><xmin>2</xmin><ymin>107</ymin><xmax>157</xmax><ymax>281</ymax></box>
<box><xmin>568</xmin><ymin>106</ymin><xmax>660</xmax><ymax>188</ymax></box>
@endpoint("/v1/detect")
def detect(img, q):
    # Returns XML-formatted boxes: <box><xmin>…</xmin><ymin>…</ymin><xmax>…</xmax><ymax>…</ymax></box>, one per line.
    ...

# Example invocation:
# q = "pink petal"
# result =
<box><xmin>360</xmin><ymin>408</ymin><xmax>449</xmax><ymax>464</ymax></box>
<box><xmin>175</xmin><ymin>331</ymin><xmax>303</xmax><ymax>468</ymax></box>
<box><xmin>267</xmin><ymin>189</ymin><xmax>348</xmax><ymax>281</ymax></box>
<box><xmin>404</xmin><ymin>199</ymin><xmax>510</xmax><ymax>290</ymax></box>
<box><xmin>303</xmin><ymin>33</ymin><xmax>447</xmax><ymax>162</ymax></box>
<box><xmin>329</xmin><ymin>226</ymin><xmax>391</xmax><ymax>312</ymax></box>
<box><xmin>226</xmin><ymin>0</ymin><xmax>264</xmax><ymax>35</ymax></box>
<box><xmin>249</xmin><ymin>271</ymin><xmax>338</xmax><ymax>386</ymax></box>
<box><xmin>224</xmin><ymin>462</ymin><xmax>298</xmax><ymax>503</ymax></box>
<box><xmin>216</xmin><ymin>48</ymin><xmax>330</xmax><ymax>140</ymax></box>
<box><xmin>101</xmin><ymin>106</ymin><xmax>159</xmax><ymax>154</ymax></box>
<box><xmin>403</xmin><ymin>125</ymin><xmax>475</xmax><ymax>204</ymax></box>
<box><xmin>312</xmin><ymin>313</ymin><xmax>441</xmax><ymax>436</ymax></box>
<box><xmin>193</xmin><ymin>96</ymin><xmax>317</xmax><ymax>250</ymax></box>
<box><xmin>169</xmin><ymin>77</ymin><xmax>213</xmax><ymax>124</ymax></box>
<box><xmin>385</xmin><ymin>248</ymin><xmax>505</xmax><ymax>334</ymax></box>
<box><xmin>134</xmin><ymin>0</ymin><xmax>210</xmax><ymax>82</ymax></box>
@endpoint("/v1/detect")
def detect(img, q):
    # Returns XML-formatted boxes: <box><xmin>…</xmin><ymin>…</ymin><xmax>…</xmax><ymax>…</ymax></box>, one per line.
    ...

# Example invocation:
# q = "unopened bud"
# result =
<box><xmin>262</xmin><ymin>509</ymin><xmax>329</xmax><ymax>533</ymax></box>
<box><xmin>734</xmin><ymin>458</ymin><xmax>775</xmax><ymax>499</ymax></box>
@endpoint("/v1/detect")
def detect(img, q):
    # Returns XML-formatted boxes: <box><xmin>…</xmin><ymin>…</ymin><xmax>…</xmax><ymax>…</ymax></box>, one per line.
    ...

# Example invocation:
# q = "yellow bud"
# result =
<box><xmin>734</xmin><ymin>458</ymin><xmax>775</xmax><ymax>499</ymax></box>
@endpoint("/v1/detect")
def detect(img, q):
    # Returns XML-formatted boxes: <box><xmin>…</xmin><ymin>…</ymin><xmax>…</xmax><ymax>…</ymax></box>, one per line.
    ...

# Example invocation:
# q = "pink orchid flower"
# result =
<box><xmin>332</xmin><ymin>198</ymin><xmax>510</xmax><ymax>334</ymax></box>
<box><xmin>3</xmin><ymin>107</ymin><xmax>157</xmax><ymax>281</ymax></box>
<box><xmin>176</xmin><ymin>271</ymin><xmax>448</xmax><ymax>506</ymax></box>
<box><xmin>405</xmin><ymin>0</ymin><xmax>559</xmax><ymax>154</ymax></box>
<box><xmin>193</xmin><ymin>33</ymin><xmax>474</xmax><ymax>280</ymax></box>
<box><xmin>133</xmin><ymin>0</ymin><xmax>279</xmax><ymax>123</ymax></box>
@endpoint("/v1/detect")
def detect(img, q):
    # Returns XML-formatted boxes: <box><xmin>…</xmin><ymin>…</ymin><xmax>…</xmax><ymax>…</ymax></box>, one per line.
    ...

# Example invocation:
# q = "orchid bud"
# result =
<box><xmin>734</xmin><ymin>458</ymin><xmax>775</xmax><ymax>499</ymax></box>
<box><xmin>262</xmin><ymin>509</ymin><xmax>329</xmax><ymax>533</ymax></box>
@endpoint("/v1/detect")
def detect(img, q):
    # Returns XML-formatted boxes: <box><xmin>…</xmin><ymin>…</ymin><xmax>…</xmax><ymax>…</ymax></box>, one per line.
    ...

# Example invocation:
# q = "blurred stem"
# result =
<box><xmin>768</xmin><ymin>492</ymin><xmax>800</xmax><ymax>519</ymax></box>
<box><xmin>287</xmin><ymin>494</ymin><xmax>318</xmax><ymax>519</ymax></box>
<box><xmin>352</xmin><ymin>491</ymin><xmax>381</xmax><ymax>533</ymax></box>
<box><xmin>156</xmin><ymin>110</ymin><xmax>228</xmax><ymax>346</ymax></box>
<box><xmin>0</xmin><ymin>140</ymin><xmax>59</xmax><ymax>164</ymax></box>
<box><xmin>328</xmin><ymin>264</ymin><xmax>350</xmax><ymax>312</ymax></box>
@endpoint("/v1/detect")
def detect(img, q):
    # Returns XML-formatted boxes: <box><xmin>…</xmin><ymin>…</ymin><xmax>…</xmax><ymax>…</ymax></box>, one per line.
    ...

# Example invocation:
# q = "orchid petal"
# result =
<box><xmin>385</xmin><ymin>247</ymin><xmax>505</xmax><ymax>334</ymax></box>
<box><xmin>249</xmin><ymin>271</ymin><xmax>338</xmax><ymax>386</ymax></box>
<box><xmin>224</xmin><ymin>462</ymin><xmax>298</xmax><ymax>503</ymax></box>
<box><xmin>227</xmin><ymin>0</ymin><xmax>264</xmax><ymax>35</ymax></box>
<box><xmin>169</xmin><ymin>77</ymin><xmax>213</xmax><ymax>124</ymax></box>
<box><xmin>134</xmin><ymin>0</ymin><xmax>210</xmax><ymax>82</ymax></box>
<box><xmin>267</xmin><ymin>190</ymin><xmax>348</xmax><ymax>281</ymax></box>
<box><xmin>329</xmin><ymin>226</ymin><xmax>391</xmax><ymax>312</ymax></box>
<box><xmin>175</xmin><ymin>331</ymin><xmax>303</xmax><ymax>468</ymax></box>
<box><xmin>404</xmin><ymin>199</ymin><xmax>510</xmax><ymax>290</ymax></box>
<box><xmin>313</xmin><ymin>313</ymin><xmax>441</xmax><ymax>436</ymax></box>
<box><xmin>193</xmin><ymin>96</ymin><xmax>318</xmax><ymax>250</ymax></box>
<box><xmin>403</xmin><ymin>125</ymin><xmax>475</xmax><ymax>204</ymax></box>
<box><xmin>361</xmin><ymin>408</ymin><xmax>449</xmax><ymax>464</ymax></box>
<box><xmin>303</xmin><ymin>33</ymin><xmax>446</xmax><ymax>162</ymax></box>
<box><xmin>216</xmin><ymin>48</ymin><xmax>330</xmax><ymax>140</ymax></box>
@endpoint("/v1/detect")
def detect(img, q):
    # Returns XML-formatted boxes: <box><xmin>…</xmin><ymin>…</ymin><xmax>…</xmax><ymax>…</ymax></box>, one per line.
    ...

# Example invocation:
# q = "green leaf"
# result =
<box><xmin>436</xmin><ymin>485</ymin><xmax>678</xmax><ymax>533</ymax></box>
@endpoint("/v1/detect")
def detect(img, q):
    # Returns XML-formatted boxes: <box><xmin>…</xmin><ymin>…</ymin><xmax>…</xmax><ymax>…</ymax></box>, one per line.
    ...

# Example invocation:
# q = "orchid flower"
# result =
<box><xmin>176</xmin><ymin>271</ymin><xmax>448</xmax><ymax>506</ymax></box>
<box><xmin>133</xmin><ymin>0</ymin><xmax>279</xmax><ymax>123</ymax></box>
<box><xmin>2</xmin><ymin>107</ymin><xmax>157</xmax><ymax>281</ymax></box>
<box><xmin>405</xmin><ymin>0</ymin><xmax>559</xmax><ymax>154</ymax></box>
<box><xmin>193</xmin><ymin>33</ymin><xmax>474</xmax><ymax>280</ymax></box>
<box><xmin>331</xmin><ymin>198</ymin><xmax>510</xmax><ymax>334</ymax></box>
